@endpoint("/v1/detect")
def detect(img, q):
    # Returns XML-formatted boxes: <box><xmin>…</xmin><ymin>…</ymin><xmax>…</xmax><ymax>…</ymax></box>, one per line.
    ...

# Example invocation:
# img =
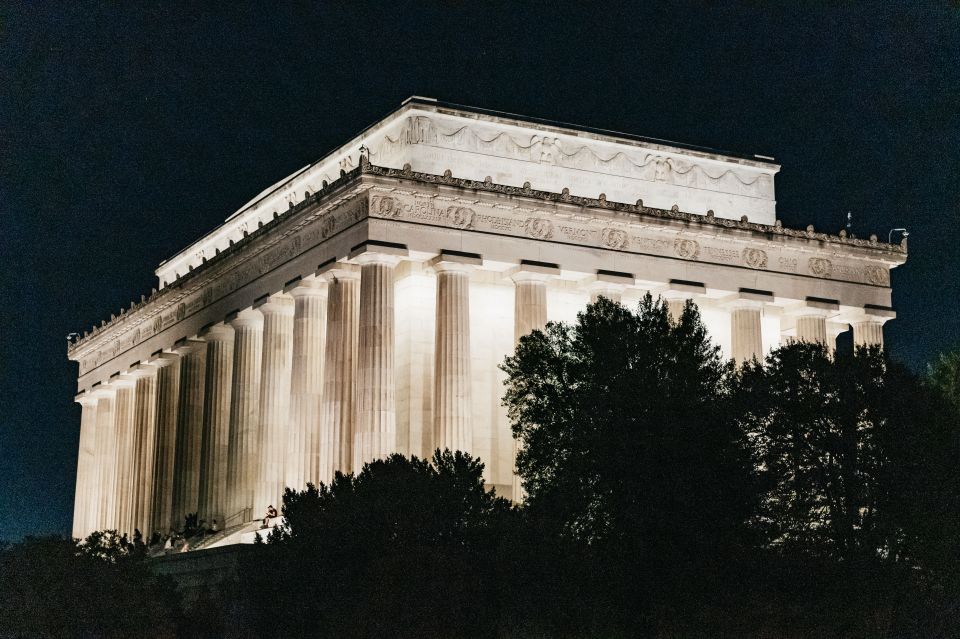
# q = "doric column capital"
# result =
<box><xmin>349</xmin><ymin>241</ymin><xmax>408</xmax><ymax>268</ymax></box>
<box><xmin>199</xmin><ymin>321</ymin><xmax>235</xmax><ymax>342</ymax></box>
<box><xmin>172</xmin><ymin>337</ymin><xmax>206</xmax><ymax>356</ymax></box>
<box><xmin>127</xmin><ymin>362</ymin><xmax>157</xmax><ymax>379</ymax></box>
<box><xmin>227</xmin><ymin>307</ymin><xmax>263</xmax><ymax>329</ymax></box>
<box><xmin>661</xmin><ymin>279</ymin><xmax>707</xmax><ymax>300</ymax></box>
<box><xmin>316</xmin><ymin>259</ymin><xmax>360</xmax><ymax>282</ymax></box>
<box><xmin>857</xmin><ymin>304</ymin><xmax>896</xmax><ymax>325</ymax></box>
<box><xmin>285</xmin><ymin>275</ymin><xmax>328</xmax><ymax>298</ymax></box>
<box><xmin>584</xmin><ymin>270</ymin><xmax>632</xmax><ymax>301</ymax></box>
<box><xmin>508</xmin><ymin>260</ymin><xmax>560</xmax><ymax>284</ymax></box>
<box><xmin>148</xmin><ymin>351</ymin><xmax>180</xmax><ymax>368</ymax></box>
<box><xmin>254</xmin><ymin>292</ymin><xmax>295</xmax><ymax>316</ymax></box>
<box><xmin>88</xmin><ymin>383</ymin><xmax>116</xmax><ymax>400</ymax></box>
<box><xmin>785</xmin><ymin>297</ymin><xmax>840</xmax><ymax>318</ymax></box>
<box><xmin>722</xmin><ymin>288</ymin><xmax>774</xmax><ymax>310</ymax></box>
<box><xmin>429</xmin><ymin>250</ymin><xmax>482</xmax><ymax>274</ymax></box>
<box><xmin>75</xmin><ymin>391</ymin><xmax>99</xmax><ymax>407</ymax></box>
<box><xmin>109</xmin><ymin>373</ymin><xmax>137</xmax><ymax>390</ymax></box>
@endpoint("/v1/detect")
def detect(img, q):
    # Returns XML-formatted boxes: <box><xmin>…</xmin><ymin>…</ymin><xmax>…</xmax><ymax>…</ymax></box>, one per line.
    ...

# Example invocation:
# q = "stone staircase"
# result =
<box><xmin>189</xmin><ymin>522</ymin><xmax>248</xmax><ymax>551</ymax></box>
<box><xmin>200</xmin><ymin>517</ymin><xmax>286</xmax><ymax>549</ymax></box>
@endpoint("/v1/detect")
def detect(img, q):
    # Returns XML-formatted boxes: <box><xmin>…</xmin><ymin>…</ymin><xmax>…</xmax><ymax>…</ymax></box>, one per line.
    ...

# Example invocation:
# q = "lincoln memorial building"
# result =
<box><xmin>67</xmin><ymin>97</ymin><xmax>907</xmax><ymax>545</ymax></box>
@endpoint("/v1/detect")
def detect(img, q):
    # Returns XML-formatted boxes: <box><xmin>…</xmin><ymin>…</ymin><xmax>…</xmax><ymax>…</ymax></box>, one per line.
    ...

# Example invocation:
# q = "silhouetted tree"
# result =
<box><xmin>240</xmin><ymin>450</ymin><xmax>544</xmax><ymax>639</ymax></box>
<box><xmin>736</xmin><ymin>342</ymin><xmax>958</xmax><ymax>564</ymax></box>
<box><xmin>733</xmin><ymin>342</ymin><xmax>960</xmax><ymax>635</ymax></box>
<box><xmin>501</xmin><ymin>295</ymin><xmax>756</xmax><ymax>631</ymax></box>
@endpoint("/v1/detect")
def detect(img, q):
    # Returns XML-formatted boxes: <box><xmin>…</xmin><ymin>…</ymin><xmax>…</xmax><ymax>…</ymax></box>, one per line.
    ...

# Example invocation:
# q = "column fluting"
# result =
<box><xmin>72</xmin><ymin>396</ymin><xmax>98</xmax><ymax>539</ymax></box>
<box><xmin>254</xmin><ymin>294</ymin><xmax>295</xmax><ymax>518</ymax></box>
<box><xmin>853</xmin><ymin>320</ymin><xmax>885</xmax><ymax>348</ymax></box>
<box><xmin>130</xmin><ymin>367</ymin><xmax>158</xmax><ymax>538</ymax></box>
<box><xmin>171</xmin><ymin>340</ymin><xmax>207</xmax><ymax>531</ymax></box>
<box><xmin>151</xmin><ymin>353</ymin><xmax>181</xmax><ymax>534</ymax></box>
<box><xmin>111</xmin><ymin>379</ymin><xmax>136</xmax><ymax>534</ymax></box>
<box><xmin>354</xmin><ymin>256</ymin><xmax>400</xmax><ymax>470</ymax></box>
<box><xmin>666</xmin><ymin>299</ymin><xmax>687</xmax><ymax>323</ymax></box>
<box><xmin>288</xmin><ymin>279</ymin><xmax>328</xmax><ymax>490</ymax></box>
<box><xmin>320</xmin><ymin>269</ymin><xmax>359</xmax><ymax>482</ymax></box>
<box><xmin>513</xmin><ymin>274</ymin><xmax>548</xmax><ymax>342</ymax></box>
<box><xmin>512</xmin><ymin>270</ymin><xmax>550</xmax><ymax>502</ymax></box>
<box><xmin>227</xmin><ymin>309</ymin><xmax>263</xmax><ymax>522</ymax></box>
<box><xmin>198</xmin><ymin>323</ymin><xmax>235</xmax><ymax>528</ymax></box>
<box><xmin>92</xmin><ymin>388</ymin><xmax>116</xmax><ymax>532</ymax></box>
<box><xmin>795</xmin><ymin>314</ymin><xmax>828</xmax><ymax>346</ymax></box>
<box><xmin>433</xmin><ymin>261</ymin><xmax>473</xmax><ymax>453</ymax></box>
<box><xmin>730</xmin><ymin>304</ymin><xmax>763</xmax><ymax>364</ymax></box>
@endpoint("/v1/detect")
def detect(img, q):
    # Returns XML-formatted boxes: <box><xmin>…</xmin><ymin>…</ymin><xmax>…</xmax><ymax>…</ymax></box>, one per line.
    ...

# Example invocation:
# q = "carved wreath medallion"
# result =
<box><xmin>865</xmin><ymin>265</ymin><xmax>888</xmax><ymax>285</ymax></box>
<box><xmin>742</xmin><ymin>248</ymin><xmax>768</xmax><ymax>269</ymax></box>
<box><xmin>808</xmin><ymin>257</ymin><xmax>833</xmax><ymax>277</ymax></box>
<box><xmin>523</xmin><ymin>218</ymin><xmax>554</xmax><ymax>240</ymax></box>
<box><xmin>600</xmin><ymin>228</ymin><xmax>627</xmax><ymax>250</ymax></box>
<box><xmin>673</xmin><ymin>238</ymin><xmax>700</xmax><ymax>260</ymax></box>
<box><xmin>446</xmin><ymin>206</ymin><xmax>475</xmax><ymax>230</ymax></box>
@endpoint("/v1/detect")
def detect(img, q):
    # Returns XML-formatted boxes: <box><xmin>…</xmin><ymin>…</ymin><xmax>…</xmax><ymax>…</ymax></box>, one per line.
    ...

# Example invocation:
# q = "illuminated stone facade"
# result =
<box><xmin>67</xmin><ymin>97</ymin><xmax>906</xmax><ymax>542</ymax></box>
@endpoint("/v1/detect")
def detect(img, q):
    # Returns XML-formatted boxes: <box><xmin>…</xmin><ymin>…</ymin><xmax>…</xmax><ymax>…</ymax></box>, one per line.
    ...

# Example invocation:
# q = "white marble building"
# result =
<box><xmin>67</xmin><ymin>97</ymin><xmax>907</xmax><ymax>542</ymax></box>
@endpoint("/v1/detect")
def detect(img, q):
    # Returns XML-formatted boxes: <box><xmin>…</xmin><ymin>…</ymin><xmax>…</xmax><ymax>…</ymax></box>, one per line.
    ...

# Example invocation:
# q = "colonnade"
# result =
<box><xmin>71</xmin><ymin>254</ymin><xmax>890</xmax><ymax>539</ymax></box>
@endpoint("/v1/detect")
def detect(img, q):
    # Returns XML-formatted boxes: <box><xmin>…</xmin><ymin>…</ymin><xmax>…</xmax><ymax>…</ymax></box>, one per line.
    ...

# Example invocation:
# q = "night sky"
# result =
<box><xmin>2</xmin><ymin>3</ymin><xmax>958</xmax><ymax>542</ymax></box>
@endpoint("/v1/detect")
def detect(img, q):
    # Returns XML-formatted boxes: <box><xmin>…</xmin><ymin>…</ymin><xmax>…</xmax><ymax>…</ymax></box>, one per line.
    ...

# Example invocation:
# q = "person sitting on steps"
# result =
<box><xmin>261</xmin><ymin>505</ymin><xmax>278</xmax><ymax>529</ymax></box>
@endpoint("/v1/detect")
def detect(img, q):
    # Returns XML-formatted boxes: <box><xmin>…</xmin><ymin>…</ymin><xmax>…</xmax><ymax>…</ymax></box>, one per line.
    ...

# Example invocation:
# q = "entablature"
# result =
<box><xmin>69</xmin><ymin>160</ymin><xmax>906</xmax><ymax>390</ymax></box>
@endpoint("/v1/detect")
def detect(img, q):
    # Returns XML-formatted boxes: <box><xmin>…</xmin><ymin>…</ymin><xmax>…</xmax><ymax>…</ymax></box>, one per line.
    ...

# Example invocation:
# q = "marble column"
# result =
<box><xmin>665</xmin><ymin>297</ymin><xmax>688</xmax><ymax>324</ymax></box>
<box><xmin>795</xmin><ymin>313</ymin><xmax>828</xmax><ymax>345</ymax></box>
<box><xmin>394</xmin><ymin>263</ymin><xmax>436</xmax><ymax>460</ymax></box>
<box><xmin>129</xmin><ymin>365</ymin><xmax>158</xmax><ymax>537</ymax></box>
<box><xmin>512</xmin><ymin>268</ymin><xmax>551</xmax><ymax>502</ymax></box>
<box><xmin>729</xmin><ymin>300</ymin><xmax>764</xmax><ymax>364</ymax></box>
<box><xmin>171</xmin><ymin>339</ymin><xmax>207</xmax><ymax>530</ymax></box>
<box><xmin>663</xmin><ymin>281</ymin><xmax>706</xmax><ymax>324</ymax></box>
<box><xmin>724</xmin><ymin>289</ymin><xmax>774</xmax><ymax>365</ymax></box>
<box><xmin>198</xmin><ymin>323</ymin><xmax>234</xmax><ymax>528</ymax></box>
<box><xmin>254</xmin><ymin>294</ymin><xmax>295</xmax><ymax>517</ymax></box>
<box><xmin>227</xmin><ymin>309</ymin><xmax>263</xmax><ymax>522</ymax></box>
<box><xmin>72</xmin><ymin>395</ymin><xmax>98</xmax><ymax>539</ymax></box>
<box><xmin>853</xmin><ymin>319</ymin><xmax>886</xmax><ymax>348</ymax></box>
<box><xmin>111</xmin><ymin>378</ymin><xmax>136</xmax><ymax>533</ymax></box>
<box><xmin>513</xmin><ymin>272</ymin><xmax>549</xmax><ymax>342</ymax></box>
<box><xmin>92</xmin><ymin>387</ymin><xmax>115</xmax><ymax>532</ymax></box>
<box><xmin>151</xmin><ymin>353</ymin><xmax>181</xmax><ymax>534</ymax></box>
<box><xmin>354</xmin><ymin>254</ymin><xmax>402</xmax><ymax>470</ymax></box>
<box><xmin>320</xmin><ymin>268</ymin><xmax>359</xmax><ymax>482</ymax></box>
<box><xmin>432</xmin><ymin>258</ymin><xmax>474</xmax><ymax>453</ymax></box>
<box><xmin>588</xmin><ymin>272</ymin><xmax>632</xmax><ymax>305</ymax></box>
<box><xmin>287</xmin><ymin>278</ymin><xmax>327</xmax><ymax>490</ymax></box>
<box><xmin>790</xmin><ymin>299</ymin><xmax>838</xmax><ymax>348</ymax></box>
<box><xmin>589</xmin><ymin>281</ymin><xmax>625</xmax><ymax>304</ymax></box>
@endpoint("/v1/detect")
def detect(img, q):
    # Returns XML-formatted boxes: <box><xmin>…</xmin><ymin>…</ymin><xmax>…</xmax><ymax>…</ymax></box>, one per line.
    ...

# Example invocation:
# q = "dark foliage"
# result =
<box><xmin>0</xmin><ymin>534</ymin><xmax>181</xmax><ymax>638</ymax></box>
<box><xmin>237</xmin><ymin>450</ymin><xmax>605</xmax><ymax>638</ymax></box>
<box><xmin>501</xmin><ymin>296</ymin><xmax>755</xmax><ymax>566</ymax></box>
<box><xmin>7</xmin><ymin>302</ymin><xmax>960</xmax><ymax>637</ymax></box>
